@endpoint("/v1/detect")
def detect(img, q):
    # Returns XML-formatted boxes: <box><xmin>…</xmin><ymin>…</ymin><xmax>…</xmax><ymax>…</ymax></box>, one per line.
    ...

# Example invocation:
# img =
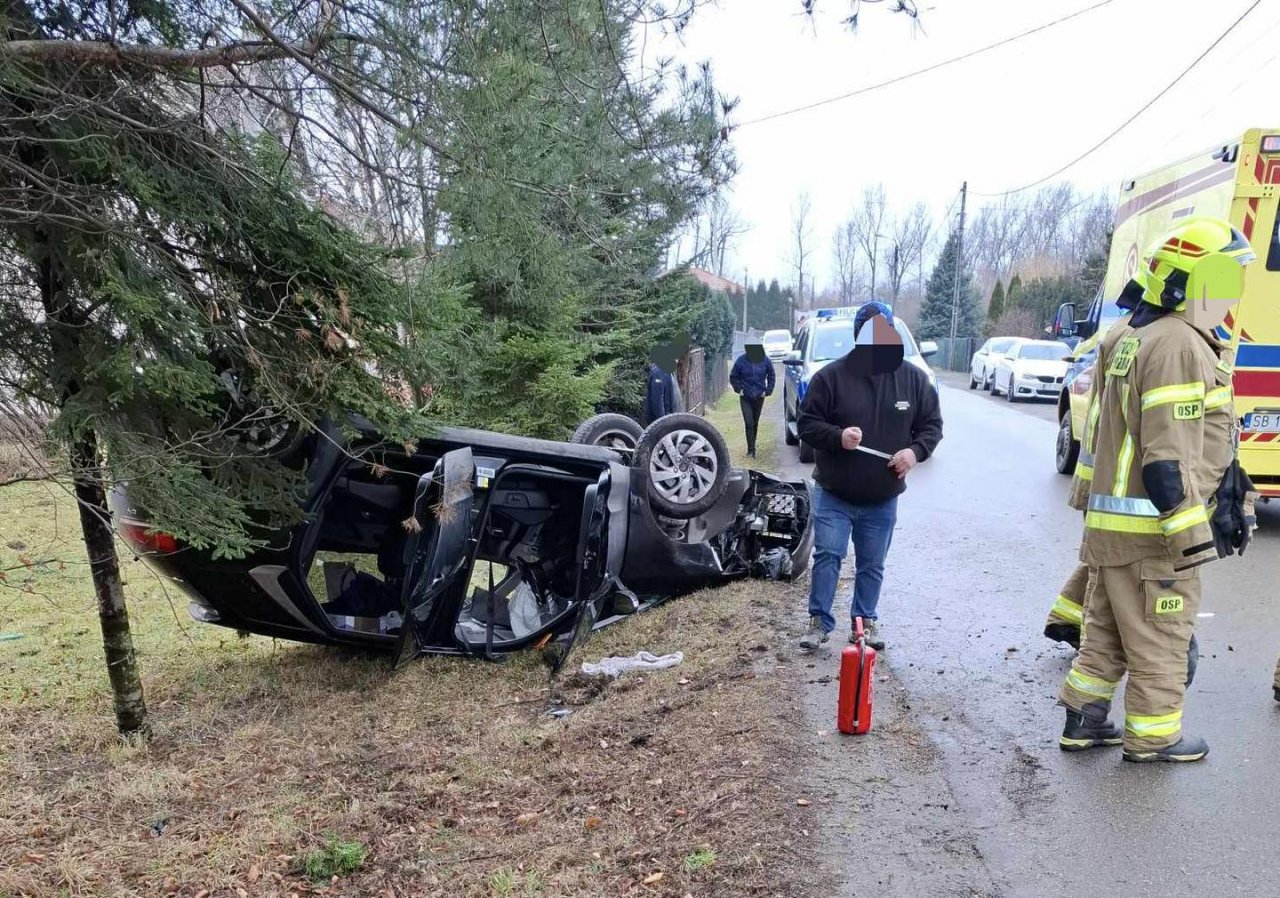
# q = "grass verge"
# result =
<box><xmin>704</xmin><ymin>370</ymin><xmax>781</xmax><ymax>473</ymax></box>
<box><xmin>0</xmin><ymin>480</ymin><xmax>813</xmax><ymax>897</ymax></box>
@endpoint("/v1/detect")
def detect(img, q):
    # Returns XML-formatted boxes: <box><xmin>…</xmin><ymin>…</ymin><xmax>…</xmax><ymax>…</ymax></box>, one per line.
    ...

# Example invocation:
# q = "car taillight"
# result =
<box><xmin>120</xmin><ymin>520</ymin><xmax>179</xmax><ymax>554</ymax></box>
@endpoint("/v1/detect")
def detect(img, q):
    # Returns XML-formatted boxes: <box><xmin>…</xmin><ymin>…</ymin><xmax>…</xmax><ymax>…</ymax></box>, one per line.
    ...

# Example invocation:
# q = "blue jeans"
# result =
<box><xmin>807</xmin><ymin>485</ymin><xmax>898</xmax><ymax>633</ymax></box>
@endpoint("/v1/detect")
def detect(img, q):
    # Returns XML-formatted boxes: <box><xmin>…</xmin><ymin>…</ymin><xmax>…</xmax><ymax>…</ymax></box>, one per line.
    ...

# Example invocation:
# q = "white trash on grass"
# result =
<box><xmin>581</xmin><ymin>651</ymin><xmax>684</xmax><ymax>679</ymax></box>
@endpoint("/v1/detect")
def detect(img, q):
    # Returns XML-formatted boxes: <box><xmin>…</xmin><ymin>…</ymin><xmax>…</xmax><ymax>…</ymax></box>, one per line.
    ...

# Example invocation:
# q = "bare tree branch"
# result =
<box><xmin>0</xmin><ymin>38</ymin><xmax>305</xmax><ymax>69</ymax></box>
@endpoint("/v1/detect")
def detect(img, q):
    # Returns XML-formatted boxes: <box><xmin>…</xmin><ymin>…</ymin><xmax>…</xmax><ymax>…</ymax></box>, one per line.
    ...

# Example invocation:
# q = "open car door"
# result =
<box><xmin>394</xmin><ymin>448</ymin><xmax>475</xmax><ymax>667</ymax></box>
<box><xmin>541</xmin><ymin>468</ymin><xmax>615</xmax><ymax>674</ymax></box>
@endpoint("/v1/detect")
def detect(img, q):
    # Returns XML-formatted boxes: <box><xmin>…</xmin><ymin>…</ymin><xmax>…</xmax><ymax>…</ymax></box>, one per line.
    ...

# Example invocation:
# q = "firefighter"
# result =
<box><xmin>1057</xmin><ymin>217</ymin><xmax>1254</xmax><ymax>763</ymax></box>
<box><xmin>1044</xmin><ymin>286</ymin><xmax>1142</xmax><ymax>649</ymax></box>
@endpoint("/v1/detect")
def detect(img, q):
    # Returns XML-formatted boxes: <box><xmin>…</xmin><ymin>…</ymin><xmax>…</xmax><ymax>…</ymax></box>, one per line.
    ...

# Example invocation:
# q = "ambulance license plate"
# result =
<box><xmin>1243</xmin><ymin>412</ymin><xmax>1280</xmax><ymax>433</ymax></box>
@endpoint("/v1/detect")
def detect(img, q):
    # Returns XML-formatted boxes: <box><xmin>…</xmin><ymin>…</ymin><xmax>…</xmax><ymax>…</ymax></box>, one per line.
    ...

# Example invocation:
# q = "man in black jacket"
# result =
<box><xmin>730</xmin><ymin>341</ymin><xmax>776</xmax><ymax>457</ymax></box>
<box><xmin>797</xmin><ymin>302</ymin><xmax>943</xmax><ymax>650</ymax></box>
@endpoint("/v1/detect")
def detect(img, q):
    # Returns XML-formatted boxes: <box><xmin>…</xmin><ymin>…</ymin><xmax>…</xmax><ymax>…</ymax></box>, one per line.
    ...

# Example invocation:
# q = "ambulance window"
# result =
<box><xmin>1268</xmin><ymin>209</ymin><xmax>1280</xmax><ymax>271</ymax></box>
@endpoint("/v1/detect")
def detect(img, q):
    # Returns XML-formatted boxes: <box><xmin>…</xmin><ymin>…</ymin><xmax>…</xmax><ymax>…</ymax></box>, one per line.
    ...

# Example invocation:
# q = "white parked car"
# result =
<box><xmin>968</xmin><ymin>336</ymin><xmax>1019</xmax><ymax>391</ymax></box>
<box><xmin>991</xmin><ymin>339</ymin><xmax>1073</xmax><ymax>402</ymax></box>
<box><xmin>761</xmin><ymin>329</ymin><xmax>793</xmax><ymax>361</ymax></box>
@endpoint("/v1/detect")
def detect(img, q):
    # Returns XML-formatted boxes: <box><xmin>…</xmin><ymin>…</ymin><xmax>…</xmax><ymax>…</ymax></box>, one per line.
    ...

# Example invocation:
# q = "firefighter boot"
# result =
<box><xmin>1123</xmin><ymin>735</ymin><xmax>1210</xmax><ymax>764</ymax></box>
<box><xmin>1044</xmin><ymin>622</ymin><xmax>1081</xmax><ymax>649</ymax></box>
<box><xmin>1059</xmin><ymin>701</ymin><xmax>1123</xmax><ymax>752</ymax></box>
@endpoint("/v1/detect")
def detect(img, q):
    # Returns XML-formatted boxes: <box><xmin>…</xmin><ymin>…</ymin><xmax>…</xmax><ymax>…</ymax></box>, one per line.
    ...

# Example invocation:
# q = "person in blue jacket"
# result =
<box><xmin>644</xmin><ymin>336</ymin><xmax>686</xmax><ymax>425</ymax></box>
<box><xmin>730</xmin><ymin>341</ymin><xmax>776</xmax><ymax>458</ymax></box>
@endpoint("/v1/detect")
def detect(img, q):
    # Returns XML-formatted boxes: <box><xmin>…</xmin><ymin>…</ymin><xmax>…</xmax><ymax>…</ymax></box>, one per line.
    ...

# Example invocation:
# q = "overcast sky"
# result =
<box><xmin>651</xmin><ymin>0</ymin><xmax>1280</xmax><ymax>288</ymax></box>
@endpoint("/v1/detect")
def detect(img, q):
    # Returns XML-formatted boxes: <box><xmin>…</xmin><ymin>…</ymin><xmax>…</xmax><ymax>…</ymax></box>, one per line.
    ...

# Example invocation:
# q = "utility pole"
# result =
<box><xmin>949</xmin><ymin>181</ymin><xmax>968</xmax><ymax>346</ymax></box>
<box><xmin>891</xmin><ymin>242</ymin><xmax>900</xmax><ymax>304</ymax></box>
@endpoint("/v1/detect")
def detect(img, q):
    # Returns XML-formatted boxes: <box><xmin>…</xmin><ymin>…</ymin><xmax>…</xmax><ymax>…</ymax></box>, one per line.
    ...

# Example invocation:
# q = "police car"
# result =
<box><xmin>782</xmin><ymin>306</ymin><xmax>939</xmax><ymax>463</ymax></box>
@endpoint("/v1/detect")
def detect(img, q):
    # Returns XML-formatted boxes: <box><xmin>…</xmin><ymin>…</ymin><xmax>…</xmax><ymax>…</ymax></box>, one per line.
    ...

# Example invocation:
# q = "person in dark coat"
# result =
<box><xmin>730</xmin><ymin>342</ymin><xmax>776</xmax><ymax>457</ymax></box>
<box><xmin>796</xmin><ymin>302</ymin><xmax>943</xmax><ymax>652</ymax></box>
<box><xmin>644</xmin><ymin>335</ymin><xmax>687</xmax><ymax>425</ymax></box>
<box><xmin>645</xmin><ymin>361</ymin><xmax>677</xmax><ymax>425</ymax></box>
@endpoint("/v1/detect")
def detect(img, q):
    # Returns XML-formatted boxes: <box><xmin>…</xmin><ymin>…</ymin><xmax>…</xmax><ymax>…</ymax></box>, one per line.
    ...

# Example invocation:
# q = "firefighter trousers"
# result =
<box><xmin>1045</xmin><ymin>563</ymin><xmax>1090</xmax><ymax>632</ymax></box>
<box><xmin>1058</xmin><ymin>558</ymin><xmax>1201</xmax><ymax>752</ymax></box>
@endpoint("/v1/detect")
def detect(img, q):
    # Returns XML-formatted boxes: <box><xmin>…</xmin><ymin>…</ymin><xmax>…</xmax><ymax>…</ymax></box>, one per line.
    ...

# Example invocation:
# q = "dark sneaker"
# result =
<box><xmin>1044</xmin><ymin>622</ymin><xmax>1081</xmax><ymax>649</ymax></box>
<box><xmin>1123</xmin><ymin>735</ymin><xmax>1210</xmax><ymax>763</ymax></box>
<box><xmin>853</xmin><ymin>620</ymin><xmax>885</xmax><ymax>651</ymax></box>
<box><xmin>1059</xmin><ymin>705</ymin><xmax>1122</xmax><ymax>752</ymax></box>
<box><xmin>798</xmin><ymin>616</ymin><xmax>829</xmax><ymax>650</ymax></box>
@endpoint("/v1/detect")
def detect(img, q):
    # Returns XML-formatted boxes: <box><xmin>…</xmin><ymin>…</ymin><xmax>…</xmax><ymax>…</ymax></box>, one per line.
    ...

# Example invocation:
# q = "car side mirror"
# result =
<box><xmin>919</xmin><ymin>341</ymin><xmax>939</xmax><ymax>358</ymax></box>
<box><xmin>1062</xmin><ymin>355</ymin><xmax>1075</xmax><ymax>363</ymax></box>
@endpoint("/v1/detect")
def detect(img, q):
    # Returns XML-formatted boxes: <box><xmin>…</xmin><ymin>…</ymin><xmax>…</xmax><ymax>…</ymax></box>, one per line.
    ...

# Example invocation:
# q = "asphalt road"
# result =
<box><xmin>777</xmin><ymin>379</ymin><xmax>1280</xmax><ymax>898</ymax></box>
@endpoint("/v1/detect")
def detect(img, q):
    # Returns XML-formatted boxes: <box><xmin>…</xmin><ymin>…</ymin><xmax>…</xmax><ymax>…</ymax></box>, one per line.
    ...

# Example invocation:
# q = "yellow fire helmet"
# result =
<box><xmin>1140</xmin><ymin>216</ymin><xmax>1257</xmax><ymax>311</ymax></box>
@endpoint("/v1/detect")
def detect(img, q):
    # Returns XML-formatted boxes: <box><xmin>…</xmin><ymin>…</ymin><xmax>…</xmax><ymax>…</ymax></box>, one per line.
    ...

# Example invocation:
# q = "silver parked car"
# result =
<box><xmin>969</xmin><ymin>336</ymin><xmax>1019</xmax><ymax>391</ymax></box>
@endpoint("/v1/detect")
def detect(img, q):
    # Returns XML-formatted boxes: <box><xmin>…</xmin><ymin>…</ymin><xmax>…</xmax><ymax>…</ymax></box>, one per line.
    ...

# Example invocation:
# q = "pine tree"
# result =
<box><xmin>1077</xmin><ymin>229</ymin><xmax>1111</xmax><ymax>297</ymax></box>
<box><xmin>1007</xmin><ymin>273</ymin><xmax>1025</xmax><ymax>309</ymax></box>
<box><xmin>985</xmin><ymin>280</ymin><xmax>1006</xmax><ymax>336</ymax></box>
<box><xmin>918</xmin><ymin>232</ymin><xmax>981</xmax><ymax>340</ymax></box>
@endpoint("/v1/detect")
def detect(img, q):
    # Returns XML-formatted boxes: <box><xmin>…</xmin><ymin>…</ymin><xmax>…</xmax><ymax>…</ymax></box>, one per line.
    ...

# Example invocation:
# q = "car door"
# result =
<box><xmin>394</xmin><ymin>447</ymin><xmax>476</xmax><ymax>666</ymax></box>
<box><xmin>785</xmin><ymin>328</ymin><xmax>808</xmax><ymax>418</ymax></box>
<box><xmin>973</xmin><ymin>339</ymin><xmax>991</xmax><ymax>378</ymax></box>
<box><xmin>540</xmin><ymin>468</ymin><xmax>616</xmax><ymax>674</ymax></box>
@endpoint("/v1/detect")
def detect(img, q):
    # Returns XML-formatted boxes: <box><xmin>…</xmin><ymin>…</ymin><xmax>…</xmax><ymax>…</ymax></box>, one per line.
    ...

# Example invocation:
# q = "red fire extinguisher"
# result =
<box><xmin>837</xmin><ymin>616</ymin><xmax>876</xmax><ymax>735</ymax></box>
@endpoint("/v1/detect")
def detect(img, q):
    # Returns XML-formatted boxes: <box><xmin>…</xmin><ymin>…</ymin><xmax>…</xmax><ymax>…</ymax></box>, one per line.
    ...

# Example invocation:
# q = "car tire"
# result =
<box><xmin>798</xmin><ymin>440</ymin><xmax>815</xmax><ymax>464</ymax></box>
<box><xmin>1056</xmin><ymin>407</ymin><xmax>1080</xmax><ymax>475</ymax></box>
<box><xmin>634</xmin><ymin>413</ymin><xmax>731</xmax><ymax>520</ymax></box>
<box><xmin>984</xmin><ymin>371</ymin><xmax>994</xmax><ymax>392</ymax></box>
<box><xmin>1006</xmin><ymin>375</ymin><xmax>1017</xmax><ymax>402</ymax></box>
<box><xmin>784</xmin><ymin>407</ymin><xmax>799</xmax><ymax>446</ymax></box>
<box><xmin>570</xmin><ymin>413</ymin><xmax>643</xmax><ymax>459</ymax></box>
<box><xmin>968</xmin><ymin>371</ymin><xmax>978</xmax><ymax>390</ymax></box>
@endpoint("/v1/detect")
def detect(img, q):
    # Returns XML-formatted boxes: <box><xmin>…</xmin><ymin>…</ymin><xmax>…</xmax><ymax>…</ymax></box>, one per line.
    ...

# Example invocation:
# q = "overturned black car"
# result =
<box><xmin>114</xmin><ymin>412</ymin><xmax>813</xmax><ymax>668</ymax></box>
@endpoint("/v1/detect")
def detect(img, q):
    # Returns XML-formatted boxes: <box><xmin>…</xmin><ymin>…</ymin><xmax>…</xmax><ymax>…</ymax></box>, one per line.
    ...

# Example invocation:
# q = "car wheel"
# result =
<box><xmin>213</xmin><ymin>368</ymin><xmax>307</xmax><ymax>460</ymax></box>
<box><xmin>798</xmin><ymin>440</ymin><xmax>814</xmax><ymax>464</ymax></box>
<box><xmin>1006</xmin><ymin>375</ymin><xmax>1017</xmax><ymax>402</ymax></box>
<box><xmin>968</xmin><ymin>370</ymin><xmax>978</xmax><ymax>390</ymax></box>
<box><xmin>570</xmin><ymin>413</ymin><xmax>643</xmax><ymax>460</ymax></box>
<box><xmin>784</xmin><ymin>408</ymin><xmax>799</xmax><ymax>446</ymax></box>
<box><xmin>984</xmin><ymin>371</ymin><xmax>994</xmax><ymax>392</ymax></box>
<box><xmin>1055</xmin><ymin>407</ymin><xmax>1080</xmax><ymax>475</ymax></box>
<box><xmin>634</xmin><ymin>413</ymin><xmax>730</xmax><ymax>519</ymax></box>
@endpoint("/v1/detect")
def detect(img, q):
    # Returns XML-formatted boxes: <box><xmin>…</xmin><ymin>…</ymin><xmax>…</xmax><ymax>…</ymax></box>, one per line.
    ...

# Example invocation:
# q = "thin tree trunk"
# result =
<box><xmin>72</xmin><ymin>434</ymin><xmax>150</xmax><ymax>737</ymax></box>
<box><xmin>36</xmin><ymin>235</ymin><xmax>149</xmax><ymax>738</ymax></box>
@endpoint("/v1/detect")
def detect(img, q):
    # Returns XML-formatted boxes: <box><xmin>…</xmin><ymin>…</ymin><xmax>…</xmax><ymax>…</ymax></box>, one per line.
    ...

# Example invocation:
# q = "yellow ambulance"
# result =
<box><xmin>1053</xmin><ymin>128</ymin><xmax>1280</xmax><ymax>499</ymax></box>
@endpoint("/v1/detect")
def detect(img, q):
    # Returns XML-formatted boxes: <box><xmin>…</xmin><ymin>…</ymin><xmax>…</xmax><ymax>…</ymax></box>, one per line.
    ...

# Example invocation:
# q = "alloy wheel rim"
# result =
<box><xmin>649</xmin><ymin>429</ymin><xmax>718</xmax><ymax>505</ymax></box>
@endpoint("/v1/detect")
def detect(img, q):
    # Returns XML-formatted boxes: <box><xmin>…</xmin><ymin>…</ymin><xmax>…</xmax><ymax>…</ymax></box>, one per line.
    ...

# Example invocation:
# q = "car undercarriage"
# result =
<box><xmin>114</xmin><ymin>415</ymin><xmax>814</xmax><ymax>669</ymax></box>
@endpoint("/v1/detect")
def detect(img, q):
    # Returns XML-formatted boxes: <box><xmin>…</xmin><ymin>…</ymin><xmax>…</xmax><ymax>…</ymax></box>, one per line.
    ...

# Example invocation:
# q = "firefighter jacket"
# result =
<box><xmin>1068</xmin><ymin>314</ymin><xmax>1136</xmax><ymax>511</ymax></box>
<box><xmin>1080</xmin><ymin>312</ymin><xmax>1234</xmax><ymax>569</ymax></box>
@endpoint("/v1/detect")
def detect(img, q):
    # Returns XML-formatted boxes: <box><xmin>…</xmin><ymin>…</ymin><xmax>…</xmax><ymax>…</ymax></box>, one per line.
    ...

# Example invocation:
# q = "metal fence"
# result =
<box><xmin>931</xmin><ymin>337</ymin><xmax>977</xmax><ymax>373</ymax></box>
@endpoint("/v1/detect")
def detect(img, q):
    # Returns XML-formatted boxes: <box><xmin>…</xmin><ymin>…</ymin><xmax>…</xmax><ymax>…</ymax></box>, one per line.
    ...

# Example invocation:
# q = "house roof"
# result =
<box><xmin>661</xmin><ymin>266</ymin><xmax>744</xmax><ymax>295</ymax></box>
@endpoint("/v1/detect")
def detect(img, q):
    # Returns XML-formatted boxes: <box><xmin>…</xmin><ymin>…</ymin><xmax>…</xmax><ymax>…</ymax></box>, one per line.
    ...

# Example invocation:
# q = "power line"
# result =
<box><xmin>735</xmin><ymin>0</ymin><xmax>1117</xmax><ymax>129</ymax></box>
<box><xmin>972</xmin><ymin>0</ymin><xmax>1263</xmax><ymax>197</ymax></box>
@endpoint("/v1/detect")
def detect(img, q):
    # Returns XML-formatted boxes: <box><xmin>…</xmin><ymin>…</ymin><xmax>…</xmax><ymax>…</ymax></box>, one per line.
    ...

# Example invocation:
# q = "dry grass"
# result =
<box><xmin>0</xmin><ymin>482</ymin><xmax>813</xmax><ymax>897</ymax></box>
<box><xmin>704</xmin><ymin>385</ymin><xmax>780</xmax><ymax>473</ymax></box>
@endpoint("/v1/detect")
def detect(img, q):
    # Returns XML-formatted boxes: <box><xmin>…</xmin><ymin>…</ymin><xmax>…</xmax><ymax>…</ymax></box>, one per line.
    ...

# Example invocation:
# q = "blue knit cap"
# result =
<box><xmin>854</xmin><ymin>301</ymin><xmax>894</xmax><ymax>335</ymax></box>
